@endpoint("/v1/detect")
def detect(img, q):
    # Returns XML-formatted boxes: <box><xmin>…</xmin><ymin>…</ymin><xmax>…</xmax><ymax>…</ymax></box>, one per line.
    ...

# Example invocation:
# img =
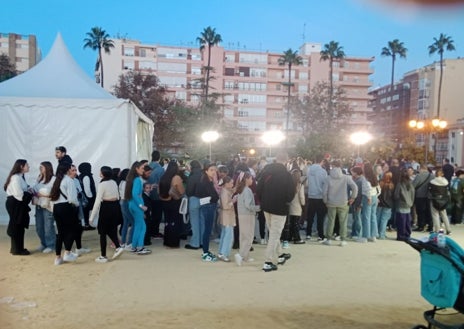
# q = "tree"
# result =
<box><xmin>294</xmin><ymin>82</ymin><xmax>352</xmax><ymax>159</ymax></box>
<box><xmin>320</xmin><ymin>41</ymin><xmax>345</xmax><ymax>99</ymax></box>
<box><xmin>428</xmin><ymin>33</ymin><xmax>455</xmax><ymax>119</ymax></box>
<box><xmin>278</xmin><ymin>49</ymin><xmax>302</xmax><ymax>147</ymax></box>
<box><xmin>83</xmin><ymin>26</ymin><xmax>114</xmax><ymax>88</ymax></box>
<box><xmin>0</xmin><ymin>54</ymin><xmax>16</xmax><ymax>82</ymax></box>
<box><xmin>196</xmin><ymin>26</ymin><xmax>222</xmax><ymax>105</ymax></box>
<box><xmin>381</xmin><ymin>39</ymin><xmax>407</xmax><ymax>92</ymax></box>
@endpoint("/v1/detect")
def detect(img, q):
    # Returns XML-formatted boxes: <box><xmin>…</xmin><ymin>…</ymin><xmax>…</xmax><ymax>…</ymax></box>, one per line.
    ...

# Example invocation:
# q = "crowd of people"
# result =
<box><xmin>4</xmin><ymin>147</ymin><xmax>464</xmax><ymax>272</ymax></box>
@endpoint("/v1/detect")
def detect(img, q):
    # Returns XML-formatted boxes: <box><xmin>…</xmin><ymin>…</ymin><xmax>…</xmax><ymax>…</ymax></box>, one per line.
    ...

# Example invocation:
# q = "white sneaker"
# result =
<box><xmin>112</xmin><ymin>247</ymin><xmax>124</xmax><ymax>260</ymax></box>
<box><xmin>124</xmin><ymin>244</ymin><xmax>133</xmax><ymax>251</ymax></box>
<box><xmin>282</xmin><ymin>241</ymin><xmax>290</xmax><ymax>249</ymax></box>
<box><xmin>260</xmin><ymin>239</ymin><xmax>267</xmax><ymax>245</ymax></box>
<box><xmin>245</xmin><ymin>258</ymin><xmax>254</xmax><ymax>262</ymax></box>
<box><xmin>339</xmin><ymin>241</ymin><xmax>347</xmax><ymax>247</ymax></box>
<box><xmin>234</xmin><ymin>253</ymin><xmax>243</xmax><ymax>266</ymax></box>
<box><xmin>322</xmin><ymin>239</ymin><xmax>332</xmax><ymax>246</ymax></box>
<box><xmin>318</xmin><ymin>238</ymin><xmax>328</xmax><ymax>243</ymax></box>
<box><xmin>95</xmin><ymin>256</ymin><xmax>108</xmax><ymax>263</ymax></box>
<box><xmin>356</xmin><ymin>237</ymin><xmax>368</xmax><ymax>243</ymax></box>
<box><xmin>63</xmin><ymin>252</ymin><xmax>77</xmax><ymax>262</ymax></box>
<box><xmin>75</xmin><ymin>247</ymin><xmax>91</xmax><ymax>256</ymax></box>
<box><xmin>368</xmin><ymin>237</ymin><xmax>377</xmax><ymax>243</ymax></box>
<box><xmin>42</xmin><ymin>247</ymin><xmax>53</xmax><ymax>254</ymax></box>
<box><xmin>54</xmin><ymin>257</ymin><xmax>63</xmax><ymax>266</ymax></box>
<box><xmin>334</xmin><ymin>235</ymin><xmax>341</xmax><ymax>241</ymax></box>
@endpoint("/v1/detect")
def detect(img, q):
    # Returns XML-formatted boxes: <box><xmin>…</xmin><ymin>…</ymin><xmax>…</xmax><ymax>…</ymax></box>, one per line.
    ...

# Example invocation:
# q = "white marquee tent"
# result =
<box><xmin>0</xmin><ymin>33</ymin><xmax>153</xmax><ymax>223</ymax></box>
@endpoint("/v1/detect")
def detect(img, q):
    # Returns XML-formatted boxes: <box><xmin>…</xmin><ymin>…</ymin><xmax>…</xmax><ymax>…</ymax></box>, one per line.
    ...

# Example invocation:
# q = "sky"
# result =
<box><xmin>2</xmin><ymin>0</ymin><xmax>464</xmax><ymax>88</ymax></box>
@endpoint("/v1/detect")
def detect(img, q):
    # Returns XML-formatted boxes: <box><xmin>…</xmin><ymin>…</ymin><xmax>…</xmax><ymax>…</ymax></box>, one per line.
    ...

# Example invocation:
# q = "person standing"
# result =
<box><xmin>305</xmin><ymin>155</ymin><xmax>328</xmax><ymax>242</ymax></box>
<box><xmin>287</xmin><ymin>169</ymin><xmax>306</xmax><ymax>244</ymax></box>
<box><xmin>32</xmin><ymin>161</ymin><xmax>56</xmax><ymax>253</ymax></box>
<box><xmin>217</xmin><ymin>176</ymin><xmax>235</xmax><ymax>262</ymax></box>
<box><xmin>184</xmin><ymin>160</ymin><xmax>203</xmax><ymax>250</ymax></box>
<box><xmin>393</xmin><ymin>168</ymin><xmax>415</xmax><ymax>241</ymax></box>
<box><xmin>377</xmin><ymin>172</ymin><xmax>395</xmax><ymax>239</ymax></box>
<box><xmin>4</xmin><ymin>159</ymin><xmax>33</xmax><ymax>256</ymax></box>
<box><xmin>89</xmin><ymin>166</ymin><xmax>124</xmax><ymax>263</ymax></box>
<box><xmin>125</xmin><ymin>161</ymin><xmax>151</xmax><ymax>255</ymax></box>
<box><xmin>322</xmin><ymin>160</ymin><xmax>357</xmax><ymax>246</ymax></box>
<box><xmin>147</xmin><ymin>151</ymin><xmax>165</xmax><ymax>239</ymax></box>
<box><xmin>428</xmin><ymin>169</ymin><xmax>452</xmax><ymax>234</ymax></box>
<box><xmin>55</xmin><ymin>146</ymin><xmax>72</xmax><ymax>167</ymax></box>
<box><xmin>257</xmin><ymin>153</ymin><xmax>295</xmax><ymax>272</ymax></box>
<box><xmin>78</xmin><ymin>162</ymin><xmax>96</xmax><ymax>230</ymax></box>
<box><xmin>450</xmin><ymin>170</ymin><xmax>464</xmax><ymax>224</ymax></box>
<box><xmin>412</xmin><ymin>164</ymin><xmax>434</xmax><ymax>232</ymax></box>
<box><xmin>442</xmin><ymin>158</ymin><xmax>455</xmax><ymax>187</ymax></box>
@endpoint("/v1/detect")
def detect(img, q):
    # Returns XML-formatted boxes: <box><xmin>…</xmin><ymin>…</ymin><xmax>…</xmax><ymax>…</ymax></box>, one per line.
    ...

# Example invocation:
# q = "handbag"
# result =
<box><xmin>179</xmin><ymin>197</ymin><xmax>189</xmax><ymax>223</ymax></box>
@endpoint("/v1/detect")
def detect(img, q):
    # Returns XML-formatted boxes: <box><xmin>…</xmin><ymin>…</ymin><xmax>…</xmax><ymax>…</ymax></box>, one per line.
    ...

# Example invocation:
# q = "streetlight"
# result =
<box><xmin>201</xmin><ymin>131</ymin><xmax>219</xmax><ymax>162</ymax></box>
<box><xmin>409</xmin><ymin>118</ymin><xmax>447</xmax><ymax>164</ymax></box>
<box><xmin>261</xmin><ymin>130</ymin><xmax>285</xmax><ymax>157</ymax></box>
<box><xmin>350</xmin><ymin>132</ymin><xmax>372</xmax><ymax>158</ymax></box>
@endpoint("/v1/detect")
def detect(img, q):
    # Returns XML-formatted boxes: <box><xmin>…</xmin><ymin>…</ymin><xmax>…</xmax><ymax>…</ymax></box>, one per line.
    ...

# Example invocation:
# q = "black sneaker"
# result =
<box><xmin>184</xmin><ymin>244</ymin><xmax>199</xmax><ymax>250</ymax></box>
<box><xmin>262</xmin><ymin>262</ymin><xmax>278</xmax><ymax>272</ymax></box>
<box><xmin>279</xmin><ymin>253</ymin><xmax>291</xmax><ymax>260</ymax></box>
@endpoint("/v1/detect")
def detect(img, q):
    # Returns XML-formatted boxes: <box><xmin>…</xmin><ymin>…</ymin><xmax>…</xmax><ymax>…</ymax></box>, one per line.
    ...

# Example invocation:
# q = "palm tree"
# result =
<box><xmin>428</xmin><ymin>33</ymin><xmax>455</xmax><ymax>118</ymax></box>
<box><xmin>83</xmin><ymin>27</ymin><xmax>114</xmax><ymax>88</ymax></box>
<box><xmin>320</xmin><ymin>41</ymin><xmax>345</xmax><ymax>99</ymax></box>
<box><xmin>278</xmin><ymin>49</ymin><xmax>303</xmax><ymax>146</ymax></box>
<box><xmin>381</xmin><ymin>39</ymin><xmax>407</xmax><ymax>92</ymax></box>
<box><xmin>196</xmin><ymin>26</ymin><xmax>222</xmax><ymax>103</ymax></box>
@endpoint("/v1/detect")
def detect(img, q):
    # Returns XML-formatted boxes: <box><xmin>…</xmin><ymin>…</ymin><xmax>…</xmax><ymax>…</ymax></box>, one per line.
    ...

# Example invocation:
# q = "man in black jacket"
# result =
<box><xmin>256</xmin><ymin>152</ymin><xmax>295</xmax><ymax>272</ymax></box>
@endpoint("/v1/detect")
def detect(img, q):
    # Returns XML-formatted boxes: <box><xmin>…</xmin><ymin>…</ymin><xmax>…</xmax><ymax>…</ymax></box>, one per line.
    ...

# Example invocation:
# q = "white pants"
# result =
<box><xmin>263</xmin><ymin>212</ymin><xmax>286</xmax><ymax>263</ymax></box>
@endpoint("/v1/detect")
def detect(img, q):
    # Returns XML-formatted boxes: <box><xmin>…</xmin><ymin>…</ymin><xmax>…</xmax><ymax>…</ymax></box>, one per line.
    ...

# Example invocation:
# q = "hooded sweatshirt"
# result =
<box><xmin>428</xmin><ymin>176</ymin><xmax>449</xmax><ymax>209</ymax></box>
<box><xmin>307</xmin><ymin>164</ymin><xmax>328</xmax><ymax>199</ymax></box>
<box><xmin>322</xmin><ymin>167</ymin><xmax>358</xmax><ymax>207</ymax></box>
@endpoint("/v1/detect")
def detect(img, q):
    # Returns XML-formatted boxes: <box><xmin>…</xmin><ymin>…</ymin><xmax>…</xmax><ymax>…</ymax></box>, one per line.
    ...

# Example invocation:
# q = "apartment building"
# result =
<box><xmin>369</xmin><ymin>58</ymin><xmax>464</xmax><ymax>164</ymax></box>
<box><xmin>0</xmin><ymin>33</ymin><xmax>41</xmax><ymax>73</ymax></box>
<box><xmin>102</xmin><ymin>38</ymin><xmax>374</xmax><ymax>148</ymax></box>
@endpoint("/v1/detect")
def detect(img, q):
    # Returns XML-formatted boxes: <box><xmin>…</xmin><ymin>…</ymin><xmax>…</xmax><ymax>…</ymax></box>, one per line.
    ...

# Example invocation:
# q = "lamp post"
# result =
<box><xmin>261</xmin><ymin>130</ymin><xmax>285</xmax><ymax>157</ymax></box>
<box><xmin>201</xmin><ymin>131</ymin><xmax>219</xmax><ymax>162</ymax></box>
<box><xmin>349</xmin><ymin>132</ymin><xmax>372</xmax><ymax>158</ymax></box>
<box><xmin>409</xmin><ymin>118</ymin><xmax>447</xmax><ymax>164</ymax></box>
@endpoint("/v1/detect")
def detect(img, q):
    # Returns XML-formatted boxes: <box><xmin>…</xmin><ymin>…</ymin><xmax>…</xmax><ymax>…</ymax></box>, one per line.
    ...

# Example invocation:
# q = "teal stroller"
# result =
<box><xmin>406</xmin><ymin>235</ymin><xmax>464</xmax><ymax>329</ymax></box>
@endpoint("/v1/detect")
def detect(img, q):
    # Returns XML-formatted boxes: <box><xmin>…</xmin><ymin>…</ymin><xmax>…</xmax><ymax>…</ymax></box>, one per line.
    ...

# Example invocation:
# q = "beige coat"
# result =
<box><xmin>288</xmin><ymin>183</ymin><xmax>305</xmax><ymax>216</ymax></box>
<box><xmin>219</xmin><ymin>187</ymin><xmax>235</xmax><ymax>226</ymax></box>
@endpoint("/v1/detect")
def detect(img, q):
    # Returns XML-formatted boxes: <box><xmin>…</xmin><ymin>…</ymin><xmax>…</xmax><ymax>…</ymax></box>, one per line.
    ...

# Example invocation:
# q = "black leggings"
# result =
<box><xmin>54</xmin><ymin>203</ymin><xmax>80</xmax><ymax>255</ymax></box>
<box><xmin>98</xmin><ymin>201</ymin><xmax>122</xmax><ymax>257</ymax></box>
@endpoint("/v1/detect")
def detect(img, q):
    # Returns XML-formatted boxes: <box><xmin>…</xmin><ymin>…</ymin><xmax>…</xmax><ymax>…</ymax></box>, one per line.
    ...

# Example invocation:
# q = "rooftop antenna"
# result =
<box><xmin>302</xmin><ymin>22</ymin><xmax>306</xmax><ymax>43</ymax></box>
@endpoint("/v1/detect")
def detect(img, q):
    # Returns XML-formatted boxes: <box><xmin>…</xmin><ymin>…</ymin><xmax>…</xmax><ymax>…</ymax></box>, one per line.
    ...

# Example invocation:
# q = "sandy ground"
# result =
<box><xmin>1</xmin><ymin>224</ymin><xmax>461</xmax><ymax>329</ymax></box>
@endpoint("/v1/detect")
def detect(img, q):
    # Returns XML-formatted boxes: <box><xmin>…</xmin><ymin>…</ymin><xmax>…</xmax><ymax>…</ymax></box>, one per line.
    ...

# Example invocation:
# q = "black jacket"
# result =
<box><xmin>256</xmin><ymin>163</ymin><xmax>295</xmax><ymax>216</ymax></box>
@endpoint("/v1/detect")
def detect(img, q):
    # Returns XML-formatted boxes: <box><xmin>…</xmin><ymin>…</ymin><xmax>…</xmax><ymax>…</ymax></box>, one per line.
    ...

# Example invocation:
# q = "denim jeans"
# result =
<box><xmin>120</xmin><ymin>200</ymin><xmax>134</xmax><ymax>245</ymax></box>
<box><xmin>200</xmin><ymin>203</ymin><xmax>217</xmax><ymax>254</ymax></box>
<box><xmin>35</xmin><ymin>206</ymin><xmax>56</xmax><ymax>249</ymax></box>
<box><xmin>218</xmin><ymin>225</ymin><xmax>234</xmax><ymax>257</ymax></box>
<box><xmin>351</xmin><ymin>207</ymin><xmax>361</xmax><ymax>238</ymax></box>
<box><xmin>188</xmin><ymin>196</ymin><xmax>203</xmax><ymax>248</ymax></box>
<box><xmin>377</xmin><ymin>206</ymin><xmax>392</xmax><ymax>239</ymax></box>
<box><xmin>361</xmin><ymin>195</ymin><xmax>378</xmax><ymax>239</ymax></box>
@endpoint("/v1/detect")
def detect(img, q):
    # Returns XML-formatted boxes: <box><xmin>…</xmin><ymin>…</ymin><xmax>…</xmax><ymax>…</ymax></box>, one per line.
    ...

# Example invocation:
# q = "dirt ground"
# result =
<box><xmin>1</xmin><ymin>224</ymin><xmax>460</xmax><ymax>329</ymax></box>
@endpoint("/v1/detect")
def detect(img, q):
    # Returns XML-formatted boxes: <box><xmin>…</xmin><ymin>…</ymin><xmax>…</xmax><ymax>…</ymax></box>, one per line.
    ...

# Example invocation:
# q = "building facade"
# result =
<box><xmin>102</xmin><ymin>39</ymin><xmax>374</xmax><ymax>149</ymax></box>
<box><xmin>0</xmin><ymin>33</ymin><xmax>40</xmax><ymax>73</ymax></box>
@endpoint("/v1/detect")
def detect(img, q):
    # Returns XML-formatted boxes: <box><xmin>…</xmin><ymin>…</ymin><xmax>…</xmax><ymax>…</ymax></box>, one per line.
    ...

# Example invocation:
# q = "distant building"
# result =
<box><xmin>101</xmin><ymin>38</ymin><xmax>374</xmax><ymax>149</ymax></box>
<box><xmin>0</xmin><ymin>33</ymin><xmax>41</xmax><ymax>73</ymax></box>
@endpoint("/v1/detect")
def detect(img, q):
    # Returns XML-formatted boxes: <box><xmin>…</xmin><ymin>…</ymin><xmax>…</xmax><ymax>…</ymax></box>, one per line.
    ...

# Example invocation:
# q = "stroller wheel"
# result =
<box><xmin>411</xmin><ymin>326</ymin><xmax>427</xmax><ymax>329</ymax></box>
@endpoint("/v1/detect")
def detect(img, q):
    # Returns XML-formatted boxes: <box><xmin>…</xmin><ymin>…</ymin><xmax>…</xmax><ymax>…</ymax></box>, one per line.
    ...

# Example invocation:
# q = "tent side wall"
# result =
<box><xmin>0</xmin><ymin>98</ymin><xmax>153</xmax><ymax>224</ymax></box>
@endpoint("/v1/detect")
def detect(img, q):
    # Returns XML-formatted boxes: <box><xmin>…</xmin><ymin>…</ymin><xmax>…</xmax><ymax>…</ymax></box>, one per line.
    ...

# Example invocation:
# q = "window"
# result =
<box><xmin>299</xmin><ymin>72</ymin><xmax>308</xmax><ymax>80</ymax></box>
<box><xmin>139</xmin><ymin>61</ymin><xmax>156</xmax><ymax>70</ymax></box>
<box><xmin>124</xmin><ymin>47</ymin><xmax>135</xmax><ymax>56</ymax></box>
<box><xmin>191</xmin><ymin>66</ymin><xmax>201</xmax><ymax>75</ymax></box>
<box><xmin>140</xmin><ymin>49</ymin><xmax>146</xmax><ymax>57</ymax></box>
<box><xmin>123</xmin><ymin>60</ymin><xmax>134</xmax><ymax>70</ymax></box>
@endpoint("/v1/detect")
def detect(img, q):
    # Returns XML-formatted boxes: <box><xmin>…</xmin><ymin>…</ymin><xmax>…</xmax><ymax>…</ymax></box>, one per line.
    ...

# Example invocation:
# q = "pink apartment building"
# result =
<box><xmin>102</xmin><ymin>39</ymin><xmax>374</xmax><ymax>149</ymax></box>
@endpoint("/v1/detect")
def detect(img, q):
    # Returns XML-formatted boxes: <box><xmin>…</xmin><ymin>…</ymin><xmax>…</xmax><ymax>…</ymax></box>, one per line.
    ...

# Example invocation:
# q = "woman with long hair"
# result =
<box><xmin>428</xmin><ymin>168</ymin><xmax>452</xmax><ymax>234</ymax></box>
<box><xmin>125</xmin><ymin>161</ymin><xmax>151</xmax><ymax>255</ymax></box>
<box><xmin>159</xmin><ymin>160</ymin><xmax>185</xmax><ymax>248</ymax></box>
<box><xmin>118</xmin><ymin>168</ymin><xmax>134</xmax><ymax>250</ymax></box>
<box><xmin>4</xmin><ymin>159</ymin><xmax>32</xmax><ymax>255</ymax></box>
<box><xmin>361</xmin><ymin>162</ymin><xmax>380</xmax><ymax>242</ymax></box>
<box><xmin>89</xmin><ymin>166</ymin><xmax>124</xmax><ymax>263</ymax></box>
<box><xmin>195</xmin><ymin>163</ymin><xmax>219</xmax><ymax>262</ymax></box>
<box><xmin>377</xmin><ymin>171</ymin><xmax>394</xmax><ymax>239</ymax></box>
<box><xmin>33</xmin><ymin>161</ymin><xmax>56</xmax><ymax>253</ymax></box>
<box><xmin>184</xmin><ymin>160</ymin><xmax>203</xmax><ymax>250</ymax></box>
<box><xmin>50</xmin><ymin>162</ymin><xmax>80</xmax><ymax>265</ymax></box>
<box><xmin>394</xmin><ymin>168</ymin><xmax>415</xmax><ymax>241</ymax></box>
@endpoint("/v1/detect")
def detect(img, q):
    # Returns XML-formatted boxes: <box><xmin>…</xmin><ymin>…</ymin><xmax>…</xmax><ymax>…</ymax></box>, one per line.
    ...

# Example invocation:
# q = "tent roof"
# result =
<box><xmin>0</xmin><ymin>33</ymin><xmax>115</xmax><ymax>99</ymax></box>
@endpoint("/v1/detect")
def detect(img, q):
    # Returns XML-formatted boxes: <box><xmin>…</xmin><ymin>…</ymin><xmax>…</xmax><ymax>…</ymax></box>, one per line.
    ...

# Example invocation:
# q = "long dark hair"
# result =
<box><xmin>119</xmin><ymin>168</ymin><xmax>129</xmax><ymax>182</ymax></box>
<box><xmin>3</xmin><ymin>159</ymin><xmax>27</xmax><ymax>191</ymax></box>
<box><xmin>159</xmin><ymin>160</ymin><xmax>179</xmax><ymax>199</ymax></box>
<box><xmin>50</xmin><ymin>162</ymin><xmax>72</xmax><ymax>201</ymax></box>
<box><xmin>399</xmin><ymin>168</ymin><xmax>412</xmax><ymax>190</ymax></box>
<box><xmin>235</xmin><ymin>172</ymin><xmax>251</xmax><ymax>194</ymax></box>
<box><xmin>124</xmin><ymin>161</ymin><xmax>142</xmax><ymax>200</ymax></box>
<box><xmin>364</xmin><ymin>161</ymin><xmax>379</xmax><ymax>187</ymax></box>
<box><xmin>38</xmin><ymin>161</ymin><xmax>54</xmax><ymax>184</ymax></box>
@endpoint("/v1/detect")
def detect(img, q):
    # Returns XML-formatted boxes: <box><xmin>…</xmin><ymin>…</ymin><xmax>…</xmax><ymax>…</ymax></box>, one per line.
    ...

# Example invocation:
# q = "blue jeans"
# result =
<box><xmin>129</xmin><ymin>202</ymin><xmax>146</xmax><ymax>249</ymax></box>
<box><xmin>188</xmin><ymin>197</ymin><xmax>203</xmax><ymax>248</ymax></box>
<box><xmin>218</xmin><ymin>225</ymin><xmax>234</xmax><ymax>257</ymax></box>
<box><xmin>377</xmin><ymin>206</ymin><xmax>392</xmax><ymax>239</ymax></box>
<box><xmin>120</xmin><ymin>200</ymin><xmax>134</xmax><ymax>245</ymax></box>
<box><xmin>350</xmin><ymin>207</ymin><xmax>361</xmax><ymax>237</ymax></box>
<box><xmin>200</xmin><ymin>203</ymin><xmax>217</xmax><ymax>254</ymax></box>
<box><xmin>361</xmin><ymin>195</ymin><xmax>378</xmax><ymax>239</ymax></box>
<box><xmin>35</xmin><ymin>206</ymin><xmax>56</xmax><ymax>249</ymax></box>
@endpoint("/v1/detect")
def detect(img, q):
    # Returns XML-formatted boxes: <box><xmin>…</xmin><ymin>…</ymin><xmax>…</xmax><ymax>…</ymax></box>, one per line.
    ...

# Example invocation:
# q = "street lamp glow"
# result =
<box><xmin>349</xmin><ymin>132</ymin><xmax>372</xmax><ymax>146</ymax></box>
<box><xmin>201</xmin><ymin>131</ymin><xmax>219</xmax><ymax>161</ymax></box>
<box><xmin>261</xmin><ymin>130</ymin><xmax>285</xmax><ymax>156</ymax></box>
